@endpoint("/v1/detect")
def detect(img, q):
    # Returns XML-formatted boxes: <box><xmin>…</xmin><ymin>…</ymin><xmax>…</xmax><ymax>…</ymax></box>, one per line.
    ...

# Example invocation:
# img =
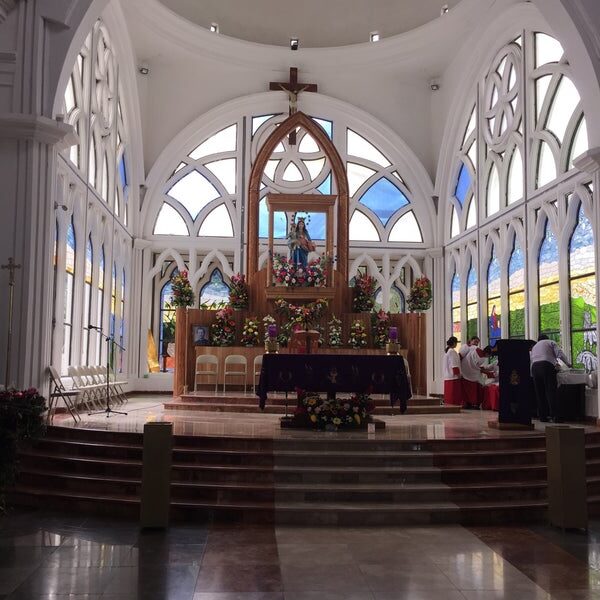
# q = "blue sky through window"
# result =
<box><xmin>359</xmin><ymin>178</ymin><xmax>409</xmax><ymax>226</ymax></box>
<box><xmin>455</xmin><ymin>163</ymin><xmax>471</xmax><ymax>206</ymax></box>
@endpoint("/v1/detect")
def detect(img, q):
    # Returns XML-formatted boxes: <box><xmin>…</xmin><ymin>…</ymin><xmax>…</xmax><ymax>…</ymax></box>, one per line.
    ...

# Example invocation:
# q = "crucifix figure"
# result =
<box><xmin>269</xmin><ymin>67</ymin><xmax>318</xmax><ymax>145</ymax></box>
<box><xmin>1</xmin><ymin>257</ymin><xmax>21</xmax><ymax>389</ymax></box>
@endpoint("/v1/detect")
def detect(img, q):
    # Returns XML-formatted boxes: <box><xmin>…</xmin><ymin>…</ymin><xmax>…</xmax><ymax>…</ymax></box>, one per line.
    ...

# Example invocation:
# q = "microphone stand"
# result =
<box><xmin>88</xmin><ymin>326</ymin><xmax>127</xmax><ymax>417</ymax></box>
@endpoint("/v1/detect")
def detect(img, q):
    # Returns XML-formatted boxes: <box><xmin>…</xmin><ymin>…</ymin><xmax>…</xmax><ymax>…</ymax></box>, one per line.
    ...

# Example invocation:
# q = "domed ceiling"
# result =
<box><xmin>157</xmin><ymin>0</ymin><xmax>462</xmax><ymax>48</ymax></box>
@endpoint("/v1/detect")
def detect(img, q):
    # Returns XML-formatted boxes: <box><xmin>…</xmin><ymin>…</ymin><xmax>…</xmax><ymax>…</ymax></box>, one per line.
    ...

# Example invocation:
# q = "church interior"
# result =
<box><xmin>2</xmin><ymin>0</ymin><xmax>600</xmax><ymax>597</ymax></box>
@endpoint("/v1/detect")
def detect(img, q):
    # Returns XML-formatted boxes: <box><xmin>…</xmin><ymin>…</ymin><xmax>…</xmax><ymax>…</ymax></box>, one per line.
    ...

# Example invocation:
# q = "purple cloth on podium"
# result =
<box><xmin>256</xmin><ymin>353</ymin><xmax>411</xmax><ymax>412</ymax></box>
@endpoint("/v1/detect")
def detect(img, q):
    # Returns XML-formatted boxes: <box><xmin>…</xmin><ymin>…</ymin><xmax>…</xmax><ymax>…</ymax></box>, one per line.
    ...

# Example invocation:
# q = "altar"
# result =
<box><xmin>256</xmin><ymin>353</ymin><xmax>411</xmax><ymax>412</ymax></box>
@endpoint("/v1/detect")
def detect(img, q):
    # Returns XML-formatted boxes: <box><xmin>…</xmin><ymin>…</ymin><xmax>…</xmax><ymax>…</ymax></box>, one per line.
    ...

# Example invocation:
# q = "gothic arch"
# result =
<box><xmin>246</xmin><ymin>110</ymin><xmax>349</xmax><ymax>284</ymax></box>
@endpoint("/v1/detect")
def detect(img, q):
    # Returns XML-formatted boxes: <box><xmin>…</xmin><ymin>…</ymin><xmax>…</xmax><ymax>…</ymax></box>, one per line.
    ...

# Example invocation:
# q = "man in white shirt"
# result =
<box><xmin>530</xmin><ymin>334</ymin><xmax>572</xmax><ymax>422</ymax></box>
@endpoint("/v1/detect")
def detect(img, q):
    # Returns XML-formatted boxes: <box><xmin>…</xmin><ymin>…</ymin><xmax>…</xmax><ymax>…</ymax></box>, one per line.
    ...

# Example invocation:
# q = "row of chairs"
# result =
<box><xmin>195</xmin><ymin>354</ymin><xmax>263</xmax><ymax>393</ymax></box>
<box><xmin>47</xmin><ymin>365</ymin><xmax>127</xmax><ymax>423</ymax></box>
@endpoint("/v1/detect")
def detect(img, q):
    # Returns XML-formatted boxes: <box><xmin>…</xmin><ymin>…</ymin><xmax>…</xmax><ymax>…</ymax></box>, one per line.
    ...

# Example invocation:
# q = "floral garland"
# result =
<box><xmin>209</xmin><ymin>305</ymin><xmax>236</xmax><ymax>346</ymax></box>
<box><xmin>294</xmin><ymin>390</ymin><xmax>375</xmax><ymax>430</ymax></box>
<box><xmin>371</xmin><ymin>309</ymin><xmax>390</xmax><ymax>348</ymax></box>
<box><xmin>228</xmin><ymin>273</ymin><xmax>249</xmax><ymax>309</ymax></box>
<box><xmin>240</xmin><ymin>317</ymin><xmax>260</xmax><ymax>347</ymax></box>
<box><xmin>170</xmin><ymin>270</ymin><xmax>195</xmax><ymax>307</ymax></box>
<box><xmin>348</xmin><ymin>319</ymin><xmax>368</xmax><ymax>348</ymax></box>
<box><xmin>407</xmin><ymin>276</ymin><xmax>432</xmax><ymax>311</ymax></box>
<box><xmin>328</xmin><ymin>315</ymin><xmax>342</xmax><ymax>347</ymax></box>
<box><xmin>272</xmin><ymin>253</ymin><xmax>329</xmax><ymax>287</ymax></box>
<box><xmin>274</xmin><ymin>298</ymin><xmax>328</xmax><ymax>330</ymax></box>
<box><xmin>352</xmin><ymin>272</ymin><xmax>376</xmax><ymax>312</ymax></box>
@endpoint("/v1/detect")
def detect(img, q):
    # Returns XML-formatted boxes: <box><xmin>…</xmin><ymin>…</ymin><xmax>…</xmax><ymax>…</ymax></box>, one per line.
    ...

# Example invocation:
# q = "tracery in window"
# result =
<box><xmin>61</xmin><ymin>219</ymin><xmax>76</xmax><ymax>374</ymax></box>
<box><xmin>451</xmin><ymin>271</ymin><xmax>461</xmax><ymax>343</ymax></box>
<box><xmin>83</xmin><ymin>236</ymin><xmax>93</xmax><ymax>365</ymax></box>
<box><xmin>466</xmin><ymin>263</ymin><xmax>478</xmax><ymax>339</ymax></box>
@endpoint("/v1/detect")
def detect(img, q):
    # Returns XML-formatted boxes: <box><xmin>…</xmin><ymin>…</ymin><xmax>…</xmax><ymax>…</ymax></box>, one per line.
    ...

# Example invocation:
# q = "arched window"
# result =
<box><xmin>466</xmin><ymin>262</ymin><xmax>478</xmax><ymax>339</ymax></box>
<box><xmin>200</xmin><ymin>269</ymin><xmax>230</xmax><ymax>307</ymax></box>
<box><xmin>61</xmin><ymin>219</ymin><xmax>76</xmax><ymax>373</ymax></box>
<box><xmin>51</xmin><ymin>220</ymin><xmax>59</xmax><ymax>363</ymax></box>
<box><xmin>508</xmin><ymin>237</ymin><xmax>525</xmax><ymax>339</ymax></box>
<box><xmin>569</xmin><ymin>204</ymin><xmax>597</xmax><ymax>369</ymax></box>
<box><xmin>110</xmin><ymin>262</ymin><xmax>117</xmax><ymax>368</ymax></box>
<box><xmin>451</xmin><ymin>271</ymin><xmax>461</xmax><ymax>343</ymax></box>
<box><xmin>487</xmin><ymin>247</ymin><xmax>501</xmax><ymax>346</ymax></box>
<box><xmin>538</xmin><ymin>220</ymin><xmax>560</xmax><ymax>341</ymax></box>
<box><xmin>82</xmin><ymin>235</ymin><xmax>93</xmax><ymax>365</ymax></box>
<box><xmin>119</xmin><ymin>268</ymin><xmax>126</xmax><ymax>372</ymax></box>
<box><xmin>97</xmin><ymin>246</ymin><xmax>105</xmax><ymax>362</ymax></box>
<box><xmin>374</xmin><ymin>285</ymin><xmax>405</xmax><ymax>313</ymax></box>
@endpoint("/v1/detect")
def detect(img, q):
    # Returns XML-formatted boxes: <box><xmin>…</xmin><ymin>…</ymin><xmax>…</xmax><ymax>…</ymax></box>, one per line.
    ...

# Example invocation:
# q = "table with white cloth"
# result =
<box><xmin>556</xmin><ymin>369</ymin><xmax>587</xmax><ymax>421</ymax></box>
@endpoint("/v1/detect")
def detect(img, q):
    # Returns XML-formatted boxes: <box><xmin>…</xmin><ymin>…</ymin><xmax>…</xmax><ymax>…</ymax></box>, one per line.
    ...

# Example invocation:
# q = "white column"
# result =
<box><xmin>130</xmin><ymin>238</ymin><xmax>151</xmax><ymax>379</ymax></box>
<box><xmin>574</xmin><ymin>149</ymin><xmax>600</xmax><ymax>419</ymax></box>
<box><xmin>0</xmin><ymin>114</ymin><xmax>74</xmax><ymax>390</ymax></box>
<box><xmin>427</xmin><ymin>247</ymin><xmax>444</xmax><ymax>394</ymax></box>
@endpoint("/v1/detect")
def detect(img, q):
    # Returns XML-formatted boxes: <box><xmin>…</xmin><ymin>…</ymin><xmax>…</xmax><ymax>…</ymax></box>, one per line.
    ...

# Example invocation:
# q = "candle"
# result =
<box><xmin>388</xmin><ymin>327</ymin><xmax>398</xmax><ymax>341</ymax></box>
<box><xmin>268</xmin><ymin>324</ymin><xmax>277</xmax><ymax>338</ymax></box>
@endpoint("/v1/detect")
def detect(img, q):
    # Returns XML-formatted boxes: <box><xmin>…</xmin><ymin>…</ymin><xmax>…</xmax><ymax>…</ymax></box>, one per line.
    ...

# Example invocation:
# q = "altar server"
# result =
<box><xmin>461</xmin><ymin>345</ymin><xmax>494</xmax><ymax>408</ymax></box>
<box><xmin>443</xmin><ymin>336</ymin><xmax>462</xmax><ymax>406</ymax></box>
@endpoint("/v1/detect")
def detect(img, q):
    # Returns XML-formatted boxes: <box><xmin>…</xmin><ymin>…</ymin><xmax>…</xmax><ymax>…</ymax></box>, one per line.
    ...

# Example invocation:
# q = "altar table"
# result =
<box><xmin>256</xmin><ymin>353</ymin><xmax>411</xmax><ymax>412</ymax></box>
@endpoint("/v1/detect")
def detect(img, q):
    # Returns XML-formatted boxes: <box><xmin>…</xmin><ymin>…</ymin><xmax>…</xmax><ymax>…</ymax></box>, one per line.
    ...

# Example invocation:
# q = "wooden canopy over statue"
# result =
<box><xmin>246</xmin><ymin>111</ymin><xmax>351</xmax><ymax>317</ymax></box>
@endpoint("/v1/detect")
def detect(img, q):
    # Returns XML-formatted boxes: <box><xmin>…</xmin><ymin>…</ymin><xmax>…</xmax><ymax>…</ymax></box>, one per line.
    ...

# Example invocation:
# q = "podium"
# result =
<box><xmin>290</xmin><ymin>329</ymin><xmax>320</xmax><ymax>354</ymax></box>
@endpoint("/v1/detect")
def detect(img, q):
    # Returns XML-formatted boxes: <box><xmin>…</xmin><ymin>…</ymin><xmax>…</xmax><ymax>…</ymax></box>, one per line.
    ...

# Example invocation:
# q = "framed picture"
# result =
<box><xmin>192</xmin><ymin>325</ymin><xmax>210</xmax><ymax>346</ymax></box>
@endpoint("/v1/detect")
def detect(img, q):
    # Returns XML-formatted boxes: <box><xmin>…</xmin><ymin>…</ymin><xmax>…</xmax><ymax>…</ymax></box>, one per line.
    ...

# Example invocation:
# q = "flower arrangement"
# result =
<box><xmin>210</xmin><ymin>305</ymin><xmax>236</xmax><ymax>346</ymax></box>
<box><xmin>272</xmin><ymin>253</ymin><xmax>329</xmax><ymax>287</ymax></box>
<box><xmin>328</xmin><ymin>315</ymin><xmax>343</xmax><ymax>347</ymax></box>
<box><xmin>1</xmin><ymin>388</ymin><xmax>47</xmax><ymax>499</ymax></box>
<box><xmin>240</xmin><ymin>317</ymin><xmax>260</xmax><ymax>347</ymax></box>
<box><xmin>348</xmin><ymin>319</ymin><xmax>368</xmax><ymax>348</ymax></box>
<box><xmin>407</xmin><ymin>276</ymin><xmax>432</xmax><ymax>312</ymax></box>
<box><xmin>228</xmin><ymin>273</ymin><xmax>249</xmax><ymax>309</ymax></box>
<box><xmin>352</xmin><ymin>272</ymin><xmax>376</xmax><ymax>312</ymax></box>
<box><xmin>262</xmin><ymin>314</ymin><xmax>276</xmax><ymax>342</ymax></box>
<box><xmin>274</xmin><ymin>298</ymin><xmax>329</xmax><ymax>331</ymax></box>
<box><xmin>170</xmin><ymin>270</ymin><xmax>195</xmax><ymax>307</ymax></box>
<box><xmin>294</xmin><ymin>390</ymin><xmax>375</xmax><ymax>430</ymax></box>
<box><xmin>371</xmin><ymin>309</ymin><xmax>390</xmax><ymax>348</ymax></box>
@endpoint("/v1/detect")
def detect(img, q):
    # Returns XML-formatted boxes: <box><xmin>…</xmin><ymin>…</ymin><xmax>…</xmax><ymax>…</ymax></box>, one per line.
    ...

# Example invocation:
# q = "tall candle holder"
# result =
<box><xmin>265</xmin><ymin>324</ymin><xmax>279</xmax><ymax>354</ymax></box>
<box><xmin>386</xmin><ymin>326</ymin><xmax>399</xmax><ymax>355</ymax></box>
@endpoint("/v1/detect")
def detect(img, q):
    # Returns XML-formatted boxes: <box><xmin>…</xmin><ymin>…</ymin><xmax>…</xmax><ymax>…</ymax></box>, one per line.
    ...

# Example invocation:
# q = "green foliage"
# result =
<box><xmin>466</xmin><ymin>318</ymin><xmax>478</xmax><ymax>340</ymax></box>
<box><xmin>509</xmin><ymin>308</ymin><xmax>525</xmax><ymax>338</ymax></box>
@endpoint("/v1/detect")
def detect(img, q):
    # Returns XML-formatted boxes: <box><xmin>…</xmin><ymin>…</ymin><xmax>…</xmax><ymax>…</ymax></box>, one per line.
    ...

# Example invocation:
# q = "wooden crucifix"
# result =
<box><xmin>269</xmin><ymin>67</ymin><xmax>317</xmax><ymax>145</ymax></box>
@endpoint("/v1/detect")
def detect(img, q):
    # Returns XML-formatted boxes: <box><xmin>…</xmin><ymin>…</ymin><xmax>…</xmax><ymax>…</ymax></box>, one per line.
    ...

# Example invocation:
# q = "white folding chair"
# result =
<box><xmin>195</xmin><ymin>354</ymin><xmax>219</xmax><ymax>392</ymax></box>
<box><xmin>253</xmin><ymin>354</ymin><xmax>263</xmax><ymax>393</ymax></box>
<box><xmin>47</xmin><ymin>366</ymin><xmax>80</xmax><ymax>423</ymax></box>
<box><xmin>223</xmin><ymin>354</ymin><xmax>248</xmax><ymax>393</ymax></box>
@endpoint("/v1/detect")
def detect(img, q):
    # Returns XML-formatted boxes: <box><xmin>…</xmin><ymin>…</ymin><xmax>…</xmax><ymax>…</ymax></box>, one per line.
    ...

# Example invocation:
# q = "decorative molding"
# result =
<box><xmin>573</xmin><ymin>147</ymin><xmax>600</xmax><ymax>174</ymax></box>
<box><xmin>0</xmin><ymin>113</ymin><xmax>75</xmax><ymax>146</ymax></box>
<box><xmin>0</xmin><ymin>0</ymin><xmax>17</xmax><ymax>26</ymax></box>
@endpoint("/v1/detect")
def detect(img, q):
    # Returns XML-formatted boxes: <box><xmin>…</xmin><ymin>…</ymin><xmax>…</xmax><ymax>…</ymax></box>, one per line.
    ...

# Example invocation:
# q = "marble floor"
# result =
<box><xmin>52</xmin><ymin>395</ymin><xmax>586</xmax><ymax>440</ymax></box>
<box><xmin>1</xmin><ymin>507</ymin><xmax>599</xmax><ymax>599</ymax></box>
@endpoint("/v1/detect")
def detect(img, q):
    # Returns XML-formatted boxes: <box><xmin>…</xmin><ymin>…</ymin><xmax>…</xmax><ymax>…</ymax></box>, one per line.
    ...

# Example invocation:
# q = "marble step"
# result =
<box><xmin>164</xmin><ymin>401</ymin><xmax>461</xmax><ymax>415</ymax></box>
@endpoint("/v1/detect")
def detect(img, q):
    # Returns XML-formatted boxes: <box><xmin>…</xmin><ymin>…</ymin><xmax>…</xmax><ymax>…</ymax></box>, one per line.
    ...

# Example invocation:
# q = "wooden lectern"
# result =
<box><xmin>290</xmin><ymin>329</ymin><xmax>320</xmax><ymax>354</ymax></box>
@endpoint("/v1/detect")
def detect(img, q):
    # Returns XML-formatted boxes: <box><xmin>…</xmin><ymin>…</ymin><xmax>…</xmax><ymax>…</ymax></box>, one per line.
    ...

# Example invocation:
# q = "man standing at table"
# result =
<box><xmin>530</xmin><ymin>334</ymin><xmax>572</xmax><ymax>422</ymax></box>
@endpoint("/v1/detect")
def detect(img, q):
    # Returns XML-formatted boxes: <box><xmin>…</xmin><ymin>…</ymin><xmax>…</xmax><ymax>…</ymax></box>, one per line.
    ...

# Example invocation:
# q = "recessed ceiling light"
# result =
<box><xmin>290</xmin><ymin>37</ymin><xmax>299</xmax><ymax>51</ymax></box>
<box><xmin>440</xmin><ymin>4</ymin><xmax>449</xmax><ymax>15</ymax></box>
<box><xmin>370</xmin><ymin>31</ymin><xmax>380</xmax><ymax>43</ymax></box>
<box><xmin>210</xmin><ymin>23</ymin><xmax>219</xmax><ymax>33</ymax></box>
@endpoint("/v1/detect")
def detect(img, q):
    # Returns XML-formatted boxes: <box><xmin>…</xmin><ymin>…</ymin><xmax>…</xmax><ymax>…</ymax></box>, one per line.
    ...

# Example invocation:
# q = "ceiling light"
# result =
<box><xmin>370</xmin><ymin>31</ymin><xmax>380</xmax><ymax>43</ymax></box>
<box><xmin>440</xmin><ymin>4</ymin><xmax>449</xmax><ymax>15</ymax></box>
<box><xmin>290</xmin><ymin>37</ymin><xmax>299</xmax><ymax>51</ymax></box>
<box><xmin>138</xmin><ymin>62</ymin><xmax>149</xmax><ymax>75</ymax></box>
<box><xmin>210</xmin><ymin>23</ymin><xmax>219</xmax><ymax>33</ymax></box>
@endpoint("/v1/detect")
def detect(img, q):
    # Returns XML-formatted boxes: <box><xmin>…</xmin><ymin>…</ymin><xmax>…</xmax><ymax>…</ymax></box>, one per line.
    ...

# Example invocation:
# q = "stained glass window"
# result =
<box><xmin>374</xmin><ymin>285</ymin><xmax>405</xmax><ymax>313</ymax></box>
<box><xmin>569</xmin><ymin>204</ymin><xmax>597</xmax><ymax>370</ymax></box>
<box><xmin>451</xmin><ymin>272</ymin><xmax>461</xmax><ymax>343</ymax></box>
<box><xmin>97</xmin><ymin>246</ymin><xmax>105</xmax><ymax>362</ymax></box>
<box><xmin>200</xmin><ymin>269</ymin><xmax>230</xmax><ymax>308</ymax></box>
<box><xmin>487</xmin><ymin>247</ymin><xmax>502</xmax><ymax>346</ymax></box>
<box><xmin>159</xmin><ymin>279</ymin><xmax>176</xmax><ymax>372</ymax></box>
<box><xmin>466</xmin><ymin>264</ymin><xmax>478</xmax><ymax>340</ymax></box>
<box><xmin>120</xmin><ymin>269</ymin><xmax>125</xmax><ymax>373</ymax></box>
<box><xmin>538</xmin><ymin>220</ymin><xmax>560</xmax><ymax>341</ymax></box>
<box><xmin>508</xmin><ymin>238</ymin><xmax>526</xmax><ymax>339</ymax></box>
